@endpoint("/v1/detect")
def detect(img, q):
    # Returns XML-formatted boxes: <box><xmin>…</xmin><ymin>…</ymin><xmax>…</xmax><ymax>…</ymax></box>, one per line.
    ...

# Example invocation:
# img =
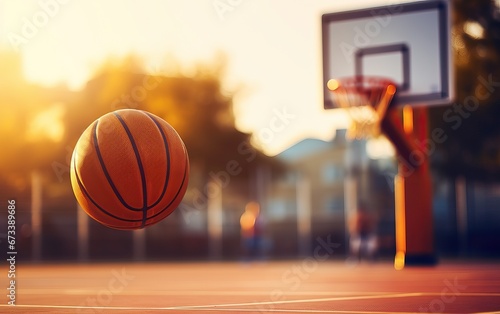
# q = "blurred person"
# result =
<box><xmin>240</xmin><ymin>201</ymin><xmax>264</xmax><ymax>260</ymax></box>
<box><xmin>347</xmin><ymin>204</ymin><xmax>378</xmax><ymax>264</ymax></box>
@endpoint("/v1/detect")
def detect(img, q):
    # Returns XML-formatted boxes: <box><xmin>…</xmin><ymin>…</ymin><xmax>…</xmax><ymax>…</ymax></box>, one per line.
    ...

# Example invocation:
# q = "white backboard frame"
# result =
<box><xmin>322</xmin><ymin>0</ymin><xmax>453</xmax><ymax>109</ymax></box>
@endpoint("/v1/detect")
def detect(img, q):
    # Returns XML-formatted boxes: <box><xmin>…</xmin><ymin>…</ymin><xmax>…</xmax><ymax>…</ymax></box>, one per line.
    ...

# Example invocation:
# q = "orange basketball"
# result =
<box><xmin>70</xmin><ymin>109</ymin><xmax>189</xmax><ymax>230</ymax></box>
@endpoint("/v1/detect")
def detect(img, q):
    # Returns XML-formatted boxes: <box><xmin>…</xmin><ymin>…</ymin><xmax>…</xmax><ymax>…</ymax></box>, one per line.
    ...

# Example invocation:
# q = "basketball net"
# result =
<box><xmin>327</xmin><ymin>76</ymin><xmax>396</xmax><ymax>140</ymax></box>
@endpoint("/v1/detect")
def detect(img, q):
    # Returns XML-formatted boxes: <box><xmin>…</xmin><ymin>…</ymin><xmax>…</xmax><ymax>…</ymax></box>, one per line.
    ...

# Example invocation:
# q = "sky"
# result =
<box><xmin>0</xmin><ymin>0</ymin><xmax>405</xmax><ymax>156</ymax></box>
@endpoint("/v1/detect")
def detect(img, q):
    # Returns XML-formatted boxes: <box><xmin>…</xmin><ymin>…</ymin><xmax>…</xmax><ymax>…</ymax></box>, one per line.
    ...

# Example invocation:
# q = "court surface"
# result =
<box><xmin>3</xmin><ymin>260</ymin><xmax>500</xmax><ymax>313</ymax></box>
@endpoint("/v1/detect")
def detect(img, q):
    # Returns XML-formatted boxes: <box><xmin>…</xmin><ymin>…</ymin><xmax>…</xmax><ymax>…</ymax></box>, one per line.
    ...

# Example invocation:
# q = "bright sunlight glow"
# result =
<box><xmin>0</xmin><ymin>0</ymin><xmax>398</xmax><ymax>156</ymax></box>
<box><xmin>26</xmin><ymin>104</ymin><xmax>65</xmax><ymax>143</ymax></box>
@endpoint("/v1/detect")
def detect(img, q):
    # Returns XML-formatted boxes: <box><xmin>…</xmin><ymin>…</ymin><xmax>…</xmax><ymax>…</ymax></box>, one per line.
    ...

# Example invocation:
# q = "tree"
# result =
<box><xmin>429</xmin><ymin>0</ymin><xmax>500</xmax><ymax>181</ymax></box>
<box><xmin>65</xmin><ymin>55</ymin><xmax>281</xmax><ymax>181</ymax></box>
<box><xmin>0</xmin><ymin>53</ymin><xmax>282</xmax><ymax>198</ymax></box>
<box><xmin>0</xmin><ymin>52</ymin><xmax>73</xmax><ymax>181</ymax></box>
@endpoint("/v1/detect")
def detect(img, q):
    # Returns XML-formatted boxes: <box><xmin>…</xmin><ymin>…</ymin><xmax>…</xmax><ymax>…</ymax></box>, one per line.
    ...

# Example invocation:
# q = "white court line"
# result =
<box><xmin>0</xmin><ymin>293</ymin><xmax>421</xmax><ymax>311</ymax></box>
<box><xmin>2</xmin><ymin>292</ymin><xmax>499</xmax><ymax>313</ymax></box>
<box><xmin>0</xmin><ymin>304</ymin><xmax>424</xmax><ymax>314</ymax></box>
<box><xmin>165</xmin><ymin>309</ymin><xmax>425</xmax><ymax>314</ymax></box>
<box><xmin>409</xmin><ymin>292</ymin><xmax>500</xmax><ymax>297</ymax></box>
<box><xmin>17</xmin><ymin>289</ymin><xmax>500</xmax><ymax>297</ymax></box>
<box><xmin>167</xmin><ymin>293</ymin><xmax>422</xmax><ymax>309</ymax></box>
<box><xmin>16</xmin><ymin>289</ymin><xmax>400</xmax><ymax>296</ymax></box>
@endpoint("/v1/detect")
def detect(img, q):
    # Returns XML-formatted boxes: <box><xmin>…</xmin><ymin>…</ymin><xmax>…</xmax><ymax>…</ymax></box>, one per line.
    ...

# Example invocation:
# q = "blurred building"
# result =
<box><xmin>266</xmin><ymin>129</ymin><xmax>397</xmax><ymax>258</ymax></box>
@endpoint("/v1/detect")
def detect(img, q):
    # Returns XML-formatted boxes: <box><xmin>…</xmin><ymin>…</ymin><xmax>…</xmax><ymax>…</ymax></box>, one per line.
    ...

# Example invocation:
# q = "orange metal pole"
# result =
<box><xmin>383</xmin><ymin>106</ymin><xmax>436</xmax><ymax>268</ymax></box>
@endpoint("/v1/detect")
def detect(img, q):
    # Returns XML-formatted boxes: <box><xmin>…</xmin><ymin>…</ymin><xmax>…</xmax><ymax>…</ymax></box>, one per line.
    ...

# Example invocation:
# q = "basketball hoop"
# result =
<box><xmin>327</xmin><ymin>76</ymin><xmax>396</xmax><ymax>140</ymax></box>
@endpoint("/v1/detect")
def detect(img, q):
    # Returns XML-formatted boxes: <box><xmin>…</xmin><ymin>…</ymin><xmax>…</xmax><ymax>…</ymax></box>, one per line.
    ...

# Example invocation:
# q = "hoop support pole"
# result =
<box><xmin>384</xmin><ymin>106</ymin><xmax>436</xmax><ymax>268</ymax></box>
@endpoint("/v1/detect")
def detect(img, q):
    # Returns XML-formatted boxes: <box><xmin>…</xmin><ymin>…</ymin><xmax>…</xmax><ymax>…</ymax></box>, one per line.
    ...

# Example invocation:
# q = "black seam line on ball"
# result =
<box><xmin>73</xmin><ymin>156</ymin><xmax>142</xmax><ymax>223</ymax></box>
<box><xmin>143</xmin><ymin>112</ymin><xmax>171</xmax><ymax>210</ymax></box>
<box><xmin>146</xmin><ymin>153</ymin><xmax>189</xmax><ymax>221</ymax></box>
<box><xmin>113</xmin><ymin>112</ymin><xmax>149</xmax><ymax>228</ymax></box>
<box><xmin>93</xmin><ymin>119</ymin><xmax>142</xmax><ymax>212</ymax></box>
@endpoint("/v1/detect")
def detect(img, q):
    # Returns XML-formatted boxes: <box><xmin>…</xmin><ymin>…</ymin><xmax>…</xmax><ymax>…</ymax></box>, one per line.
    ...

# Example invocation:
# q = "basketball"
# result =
<box><xmin>70</xmin><ymin>109</ymin><xmax>189</xmax><ymax>230</ymax></box>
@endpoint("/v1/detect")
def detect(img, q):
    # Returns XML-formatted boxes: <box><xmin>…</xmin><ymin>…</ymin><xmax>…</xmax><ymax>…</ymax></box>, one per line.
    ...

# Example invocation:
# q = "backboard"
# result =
<box><xmin>322</xmin><ymin>0</ymin><xmax>453</xmax><ymax>109</ymax></box>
